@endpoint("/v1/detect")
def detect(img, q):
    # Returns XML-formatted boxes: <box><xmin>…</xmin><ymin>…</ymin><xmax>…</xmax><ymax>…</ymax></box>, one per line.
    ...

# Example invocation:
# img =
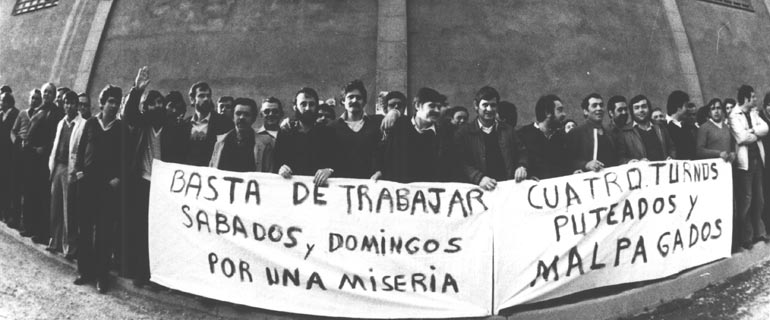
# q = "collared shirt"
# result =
<box><xmin>633</xmin><ymin>121</ymin><xmax>653</xmax><ymax>132</ymax></box>
<box><xmin>411</xmin><ymin>116</ymin><xmax>436</xmax><ymax>134</ymax></box>
<box><xmin>478</xmin><ymin>118</ymin><xmax>497</xmax><ymax>134</ymax></box>
<box><xmin>257</xmin><ymin>126</ymin><xmax>278</xmax><ymax>140</ymax></box>
<box><xmin>190</xmin><ymin>112</ymin><xmax>211</xmax><ymax>141</ymax></box>
<box><xmin>669</xmin><ymin>118</ymin><xmax>682</xmax><ymax>128</ymax></box>
<box><xmin>709</xmin><ymin>118</ymin><xmax>723</xmax><ymax>129</ymax></box>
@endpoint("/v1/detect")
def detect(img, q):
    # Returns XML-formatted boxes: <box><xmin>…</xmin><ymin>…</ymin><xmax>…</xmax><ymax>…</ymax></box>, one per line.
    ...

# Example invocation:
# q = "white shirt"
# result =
<box><xmin>257</xmin><ymin>126</ymin><xmax>278</xmax><ymax>140</ymax></box>
<box><xmin>478</xmin><ymin>119</ymin><xmax>497</xmax><ymax>134</ymax></box>
<box><xmin>190</xmin><ymin>112</ymin><xmax>211</xmax><ymax>141</ymax></box>
<box><xmin>411</xmin><ymin>116</ymin><xmax>436</xmax><ymax>134</ymax></box>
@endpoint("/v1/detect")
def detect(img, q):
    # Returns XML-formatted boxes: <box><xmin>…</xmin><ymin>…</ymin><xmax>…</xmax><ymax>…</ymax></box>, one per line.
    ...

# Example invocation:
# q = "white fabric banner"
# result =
<box><xmin>148</xmin><ymin>161</ymin><xmax>494</xmax><ymax>318</ymax></box>
<box><xmin>493</xmin><ymin>159</ymin><xmax>733</xmax><ymax>312</ymax></box>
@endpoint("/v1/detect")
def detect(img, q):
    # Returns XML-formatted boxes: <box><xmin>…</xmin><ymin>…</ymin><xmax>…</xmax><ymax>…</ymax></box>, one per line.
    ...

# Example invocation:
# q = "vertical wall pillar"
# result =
<box><xmin>375</xmin><ymin>0</ymin><xmax>407</xmax><ymax>112</ymax></box>
<box><xmin>661</xmin><ymin>0</ymin><xmax>703</xmax><ymax>105</ymax></box>
<box><xmin>73</xmin><ymin>0</ymin><xmax>114</xmax><ymax>94</ymax></box>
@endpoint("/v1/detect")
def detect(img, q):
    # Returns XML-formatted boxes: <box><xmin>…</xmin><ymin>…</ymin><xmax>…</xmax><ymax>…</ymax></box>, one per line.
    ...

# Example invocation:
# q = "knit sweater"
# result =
<box><xmin>696</xmin><ymin>120</ymin><xmax>733</xmax><ymax>159</ymax></box>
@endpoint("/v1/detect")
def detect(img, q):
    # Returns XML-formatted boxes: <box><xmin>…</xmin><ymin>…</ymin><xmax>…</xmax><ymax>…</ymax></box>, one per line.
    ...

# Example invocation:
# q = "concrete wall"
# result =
<box><xmin>407</xmin><ymin>0</ymin><xmax>687</xmax><ymax>124</ymax></box>
<box><xmin>89</xmin><ymin>0</ymin><xmax>378</xmax><ymax>117</ymax></box>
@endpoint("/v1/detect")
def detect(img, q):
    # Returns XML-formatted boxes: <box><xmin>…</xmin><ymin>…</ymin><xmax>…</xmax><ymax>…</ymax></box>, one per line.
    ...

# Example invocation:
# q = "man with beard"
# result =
<box><xmin>23</xmin><ymin>83</ymin><xmax>61</xmax><ymax>244</ymax></box>
<box><xmin>10</xmin><ymin>89</ymin><xmax>41</xmax><ymax>232</ymax></box>
<box><xmin>729</xmin><ymin>85</ymin><xmax>768</xmax><ymax>249</ymax></box>
<box><xmin>329</xmin><ymin>80</ymin><xmax>382</xmax><ymax>179</ymax></box>
<box><xmin>122</xmin><ymin>66</ymin><xmax>184</xmax><ymax>287</ymax></box>
<box><xmin>217</xmin><ymin>96</ymin><xmax>234</xmax><ymax>120</ymax></box>
<box><xmin>616</xmin><ymin>95</ymin><xmax>676</xmax><ymax>164</ymax></box>
<box><xmin>567</xmin><ymin>93</ymin><xmax>618</xmax><ymax>172</ymax></box>
<box><xmin>517</xmin><ymin>94</ymin><xmax>568</xmax><ymax>179</ymax></box>
<box><xmin>275</xmin><ymin>87</ymin><xmax>337</xmax><ymax>186</ymax></box>
<box><xmin>666</xmin><ymin>90</ymin><xmax>698</xmax><ymax>160</ymax></box>
<box><xmin>77</xmin><ymin>93</ymin><xmax>92</xmax><ymax>119</ymax></box>
<box><xmin>47</xmin><ymin>91</ymin><xmax>87</xmax><ymax>258</ymax></box>
<box><xmin>73</xmin><ymin>85</ymin><xmax>128</xmax><ymax>293</ymax></box>
<box><xmin>455</xmin><ymin>86</ymin><xmax>527</xmax><ymax>190</ymax></box>
<box><xmin>210</xmin><ymin>98</ymin><xmax>274</xmax><ymax>172</ymax></box>
<box><xmin>182</xmin><ymin>82</ymin><xmax>234</xmax><ymax>166</ymax></box>
<box><xmin>607</xmin><ymin>95</ymin><xmax>630</xmax><ymax>137</ymax></box>
<box><xmin>376</xmin><ymin>87</ymin><xmax>453</xmax><ymax>183</ymax></box>
<box><xmin>0</xmin><ymin>92</ymin><xmax>19</xmax><ymax>226</ymax></box>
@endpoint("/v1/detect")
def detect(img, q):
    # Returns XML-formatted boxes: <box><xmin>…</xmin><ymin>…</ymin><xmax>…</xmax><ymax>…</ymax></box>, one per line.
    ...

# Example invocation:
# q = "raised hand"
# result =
<box><xmin>134</xmin><ymin>66</ymin><xmax>151</xmax><ymax>90</ymax></box>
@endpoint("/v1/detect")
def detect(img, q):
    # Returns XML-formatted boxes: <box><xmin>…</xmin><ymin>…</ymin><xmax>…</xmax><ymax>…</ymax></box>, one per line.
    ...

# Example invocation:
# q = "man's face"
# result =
<box><xmin>56</xmin><ymin>90</ymin><xmax>67</xmax><ymax>108</ymax></box>
<box><xmin>611</xmin><ymin>101</ymin><xmax>628</xmax><ymax>123</ymax></box>
<box><xmin>415</xmin><ymin>101</ymin><xmax>442</xmax><ymax>124</ymax></box>
<box><xmin>316</xmin><ymin>109</ymin><xmax>334</xmax><ymax>125</ymax></box>
<box><xmin>342</xmin><ymin>89</ymin><xmax>365</xmax><ymax>115</ymax></box>
<box><xmin>193</xmin><ymin>88</ymin><xmax>213</xmax><ymax>114</ymax></box>
<box><xmin>475</xmin><ymin>98</ymin><xmax>498</xmax><ymax>123</ymax></box>
<box><xmin>261</xmin><ymin>102</ymin><xmax>282</xmax><ymax>127</ymax></box>
<box><xmin>234</xmin><ymin>104</ymin><xmax>256</xmax><ymax>130</ymax></box>
<box><xmin>682</xmin><ymin>102</ymin><xmax>697</xmax><ymax>123</ymax></box>
<box><xmin>29</xmin><ymin>92</ymin><xmax>42</xmax><ymax>109</ymax></box>
<box><xmin>451</xmin><ymin>110</ymin><xmax>468</xmax><ymax>126</ymax></box>
<box><xmin>294</xmin><ymin>93</ymin><xmax>317</xmax><ymax>114</ymax></box>
<box><xmin>651</xmin><ymin>110</ymin><xmax>666</xmax><ymax>125</ymax></box>
<box><xmin>78</xmin><ymin>96</ymin><xmax>91</xmax><ymax>117</ymax></box>
<box><xmin>42</xmin><ymin>85</ymin><xmax>55</xmax><ymax>104</ymax></box>
<box><xmin>218</xmin><ymin>101</ymin><xmax>233</xmax><ymax>117</ymax></box>
<box><xmin>564</xmin><ymin>121</ymin><xmax>577</xmax><ymax>133</ymax></box>
<box><xmin>747</xmin><ymin>92</ymin><xmax>757</xmax><ymax>108</ymax></box>
<box><xmin>725</xmin><ymin>103</ymin><xmax>735</xmax><ymax>116</ymax></box>
<box><xmin>64</xmin><ymin>99</ymin><xmax>78</xmax><ymax>118</ymax></box>
<box><xmin>583</xmin><ymin>97</ymin><xmax>604</xmax><ymax>123</ymax></box>
<box><xmin>553</xmin><ymin>100</ymin><xmax>566</xmax><ymax>124</ymax></box>
<box><xmin>385</xmin><ymin>98</ymin><xmax>405</xmax><ymax>114</ymax></box>
<box><xmin>162</xmin><ymin>99</ymin><xmax>180</xmax><ymax>118</ymax></box>
<box><xmin>710</xmin><ymin>102</ymin><xmax>724</xmax><ymax>123</ymax></box>
<box><xmin>102</xmin><ymin>97</ymin><xmax>120</xmax><ymax>120</ymax></box>
<box><xmin>631</xmin><ymin>99</ymin><xmax>650</xmax><ymax>123</ymax></box>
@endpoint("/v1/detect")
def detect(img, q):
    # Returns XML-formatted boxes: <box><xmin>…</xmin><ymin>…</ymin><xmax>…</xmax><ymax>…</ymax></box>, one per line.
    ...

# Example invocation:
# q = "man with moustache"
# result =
<box><xmin>329</xmin><ymin>80</ymin><xmax>382</xmax><ymax>179</ymax></box>
<box><xmin>666</xmin><ymin>90</ymin><xmax>698</xmax><ymax>160</ymax></box>
<box><xmin>567</xmin><ymin>93</ymin><xmax>618</xmax><ymax>172</ymax></box>
<box><xmin>210</xmin><ymin>98</ymin><xmax>274</xmax><ymax>172</ymax></box>
<box><xmin>47</xmin><ymin>91</ymin><xmax>87</xmax><ymax>257</ymax></box>
<box><xmin>517</xmin><ymin>94</ymin><xmax>568</xmax><ymax>180</ymax></box>
<box><xmin>121</xmin><ymin>66</ymin><xmax>184</xmax><ymax>287</ymax></box>
<box><xmin>375</xmin><ymin>87</ymin><xmax>454</xmax><ymax>183</ymax></box>
<box><xmin>607</xmin><ymin>95</ymin><xmax>630</xmax><ymax>137</ymax></box>
<box><xmin>455</xmin><ymin>86</ymin><xmax>527</xmax><ymax>190</ymax></box>
<box><xmin>275</xmin><ymin>87</ymin><xmax>337</xmax><ymax>186</ymax></box>
<box><xmin>182</xmin><ymin>82</ymin><xmax>234</xmax><ymax>166</ymax></box>
<box><xmin>23</xmin><ymin>83</ymin><xmax>61</xmax><ymax>243</ymax></box>
<box><xmin>73</xmin><ymin>85</ymin><xmax>128</xmax><ymax>293</ymax></box>
<box><xmin>616</xmin><ymin>95</ymin><xmax>676</xmax><ymax>164</ymax></box>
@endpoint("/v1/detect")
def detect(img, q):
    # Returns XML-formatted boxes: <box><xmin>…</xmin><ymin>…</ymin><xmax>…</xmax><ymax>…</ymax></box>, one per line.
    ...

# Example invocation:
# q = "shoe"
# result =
<box><xmin>73</xmin><ymin>276</ymin><xmax>92</xmax><ymax>285</ymax></box>
<box><xmin>743</xmin><ymin>242</ymin><xmax>754</xmax><ymax>250</ymax></box>
<box><xmin>96</xmin><ymin>280</ymin><xmax>107</xmax><ymax>293</ymax></box>
<box><xmin>31</xmin><ymin>236</ymin><xmax>47</xmax><ymax>244</ymax></box>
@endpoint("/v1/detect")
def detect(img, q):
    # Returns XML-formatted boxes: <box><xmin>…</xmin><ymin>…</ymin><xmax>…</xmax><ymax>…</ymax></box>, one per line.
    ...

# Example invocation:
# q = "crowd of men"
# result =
<box><xmin>0</xmin><ymin>65</ymin><xmax>766</xmax><ymax>296</ymax></box>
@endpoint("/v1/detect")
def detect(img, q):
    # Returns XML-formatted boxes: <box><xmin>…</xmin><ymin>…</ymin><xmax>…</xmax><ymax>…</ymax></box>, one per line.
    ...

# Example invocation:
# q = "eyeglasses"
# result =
<box><xmin>262</xmin><ymin>109</ymin><xmax>281</xmax><ymax>115</ymax></box>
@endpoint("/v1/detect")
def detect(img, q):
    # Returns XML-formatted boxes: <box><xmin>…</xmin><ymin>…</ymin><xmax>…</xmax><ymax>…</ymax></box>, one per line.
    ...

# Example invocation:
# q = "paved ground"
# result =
<box><xmin>625</xmin><ymin>256</ymin><xmax>770</xmax><ymax>320</ymax></box>
<box><xmin>0</xmin><ymin>226</ymin><xmax>237</xmax><ymax>320</ymax></box>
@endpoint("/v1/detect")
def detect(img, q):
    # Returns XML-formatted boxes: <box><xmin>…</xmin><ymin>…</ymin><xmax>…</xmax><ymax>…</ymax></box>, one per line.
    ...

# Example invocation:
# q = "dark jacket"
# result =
<box><xmin>667</xmin><ymin>120</ymin><xmax>697</xmax><ymax>160</ymax></box>
<box><xmin>616</xmin><ymin>123</ymin><xmax>676</xmax><ymax>164</ymax></box>
<box><xmin>329</xmin><ymin>115</ymin><xmax>382</xmax><ymax>179</ymax></box>
<box><xmin>180</xmin><ymin>111</ymin><xmax>234</xmax><ymax>166</ymax></box>
<box><xmin>454</xmin><ymin>119</ymin><xmax>528</xmax><ymax>184</ymax></box>
<box><xmin>517</xmin><ymin>123</ymin><xmax>568</xmax><ymax>179</ymax></box>
<box><xmin>380</xmin><ymin>117</ymin><xmax>453</xmax><ymax>183</ymax></box>
<box><xmin>27</xmin><ymin>102</ymin><xmax>60</xmax><ymax>155</ymax></box>
<box><xmin>274</xmin><ymin>122</ymin><xmax>338</xmax><ymax>176</ymax></box>
<box><xmin>76</xmin><ymin>116</ymin><xmax>130</xmax><ymax>184</ymax></box>
<box><xmin>566</xmin><ymin>122</ymin><xmax>618</xmax><ymax>171</ymax></box>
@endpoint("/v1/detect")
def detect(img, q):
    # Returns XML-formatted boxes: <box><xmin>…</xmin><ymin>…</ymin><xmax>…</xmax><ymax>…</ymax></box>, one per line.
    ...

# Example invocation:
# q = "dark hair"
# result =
<box><xmin>666</xmin><ymin>90</ymin><xmax>690</xmax><ymax>115</ymax></box>
<box><xmin>764</xmin><ymin>93</ymin><xmax>770</xmax><ymax>108</ymax></box>
<box><xmin>606</xmin><ymin>95</ymin><xmax>627</xmax><ymax>113</ymax></box>
<box><xmin>384</xmin><ymin>91</ymin><xmax>406</xmax><ymax>104</ymax></box>
<box><xmin>57</xmin><ymin>87</ymin><xmax>70</xmax><ymax>94</ymax></box>
<box><xmin>498</xmin><ymin>100</ymin><xmax>518</xmax><ymax>126</ymax></box>
<box><xmin>341</xmin><ymin>80</ymin><xmax>367</xmax><ymax>103</ymax></box>
<box><xmin>294</xmin><ymin>87</ymin><xmax>319</xmax><ymax>105</ymax></box>
<box><xmin>188</xmin><ymin>82</ymin><xmax>211</xmax><ymax>99</ymax></box>
<box><xmin>474</xmin><ymin>86</ymin><xmax>500</xmax><ymax>106</ymax></box>
<box><xmin>77</xmin><ymin>92</ymin><xmax>90</xmax><ymax>101</ymax></box>
<box><xmin>262</xmin><ymin>96</ymin><xmax>284</xmax><ymax>111</ymax></box>
<box><xmin>0</xmin><ymin>85</ymin><xmax>12</xmax><ymax>94</ymax></box>
<box><xmin>580</xmin><ymin>93</ymin><xmax>603</xmax><ymax>110</ymax></box>
<box><xmin>449</xmin><ymin>106</ymin><xmax>468</xmax><ymax>117</ymax></box>
<box><xmin>413</xmin><ymin>87</ymin><xmax>443</xmax><ymax>106</ymax></box>
<box><xmin>99</xmin><ymin>85</ymin><xmax>122</xmax><ymax>105</ymax></box>
<box><xmin>724</xmin><ymin>98</ymin><xmax>736</xmax><ymax>106</ymax></box>
<box><xmin>737</xmin><ymin>85</ymin><xmax>754</xmax><ymax>105</ymax></box>
<box><xmin>165</xmin><ymin>91</ymin><xmax>185</xmax><ymax>112</ymax></box>
<box><xmin>564</xmin><ymin>119</ymin><xmax>576</xmax><ymax>128</ymax></box>
<box><xmin>142</xmin><ymin>90</ymin><xmax>164</xmax><ymax>111</ymax></box>
<box><xmin>63</xmin><ymin>91</ymin><xmax>79</xmax><ymax>104</ymax></box>
<box><xmin>706</xmin><ymin>98</ymin><xmax>725</xmax><ymax>117</ymax></box>
<box><xmin>218</xmin><ymin>96</ymin><xmax>234</xmax><ymax>104</ymax></box>
<box><xmin>695</xmin><ymin>106</ymin><xmax>709</xmax><ymax>125</ymax></box>
<box><xmin>233</xmin><ymin>97</ymin><xmax>258</xmax><ymax>114</ymax></box>
<box><xmin>317</xmin><ymin>103</ymin><xmax>336</xmax><ymax>117</ymax></box>
<box><xmin>629</xmin><ymin>95</ymin><xmax>649</xmax><ymax>108</ymax></box>
<box><xmin>535</xmin><ymin>95</ymin><xmax>561</xmax><ymax>122</ymax></box>
<box><xmin>1</xmin><ymin>92</ymin><xmax>15</xmax><ymax>107</ymax></box>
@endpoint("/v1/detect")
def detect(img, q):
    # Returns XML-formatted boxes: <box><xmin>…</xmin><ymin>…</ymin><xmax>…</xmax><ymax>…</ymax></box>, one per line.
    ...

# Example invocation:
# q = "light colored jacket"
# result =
<box><xmin>48</xmin><ymin>114</ymin><xmax>87</xmax><ymax>180</ymax></box>
<box><xmin>729</xmin><ymin>107</ymin><xmax>768</xmax><ymax>170</ymax></box>
<box><xmin>209</xmin><ymin>128</ymin><xmax>275</xmax><ymax>173</ymax></box>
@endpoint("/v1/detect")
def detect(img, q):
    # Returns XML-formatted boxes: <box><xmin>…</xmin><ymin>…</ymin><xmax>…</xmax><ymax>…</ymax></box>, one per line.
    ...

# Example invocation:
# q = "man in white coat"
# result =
<box><xmin>47</xmin><ymin>90</ymin><xmax>87</xmax><ymax>258</ymax></box>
